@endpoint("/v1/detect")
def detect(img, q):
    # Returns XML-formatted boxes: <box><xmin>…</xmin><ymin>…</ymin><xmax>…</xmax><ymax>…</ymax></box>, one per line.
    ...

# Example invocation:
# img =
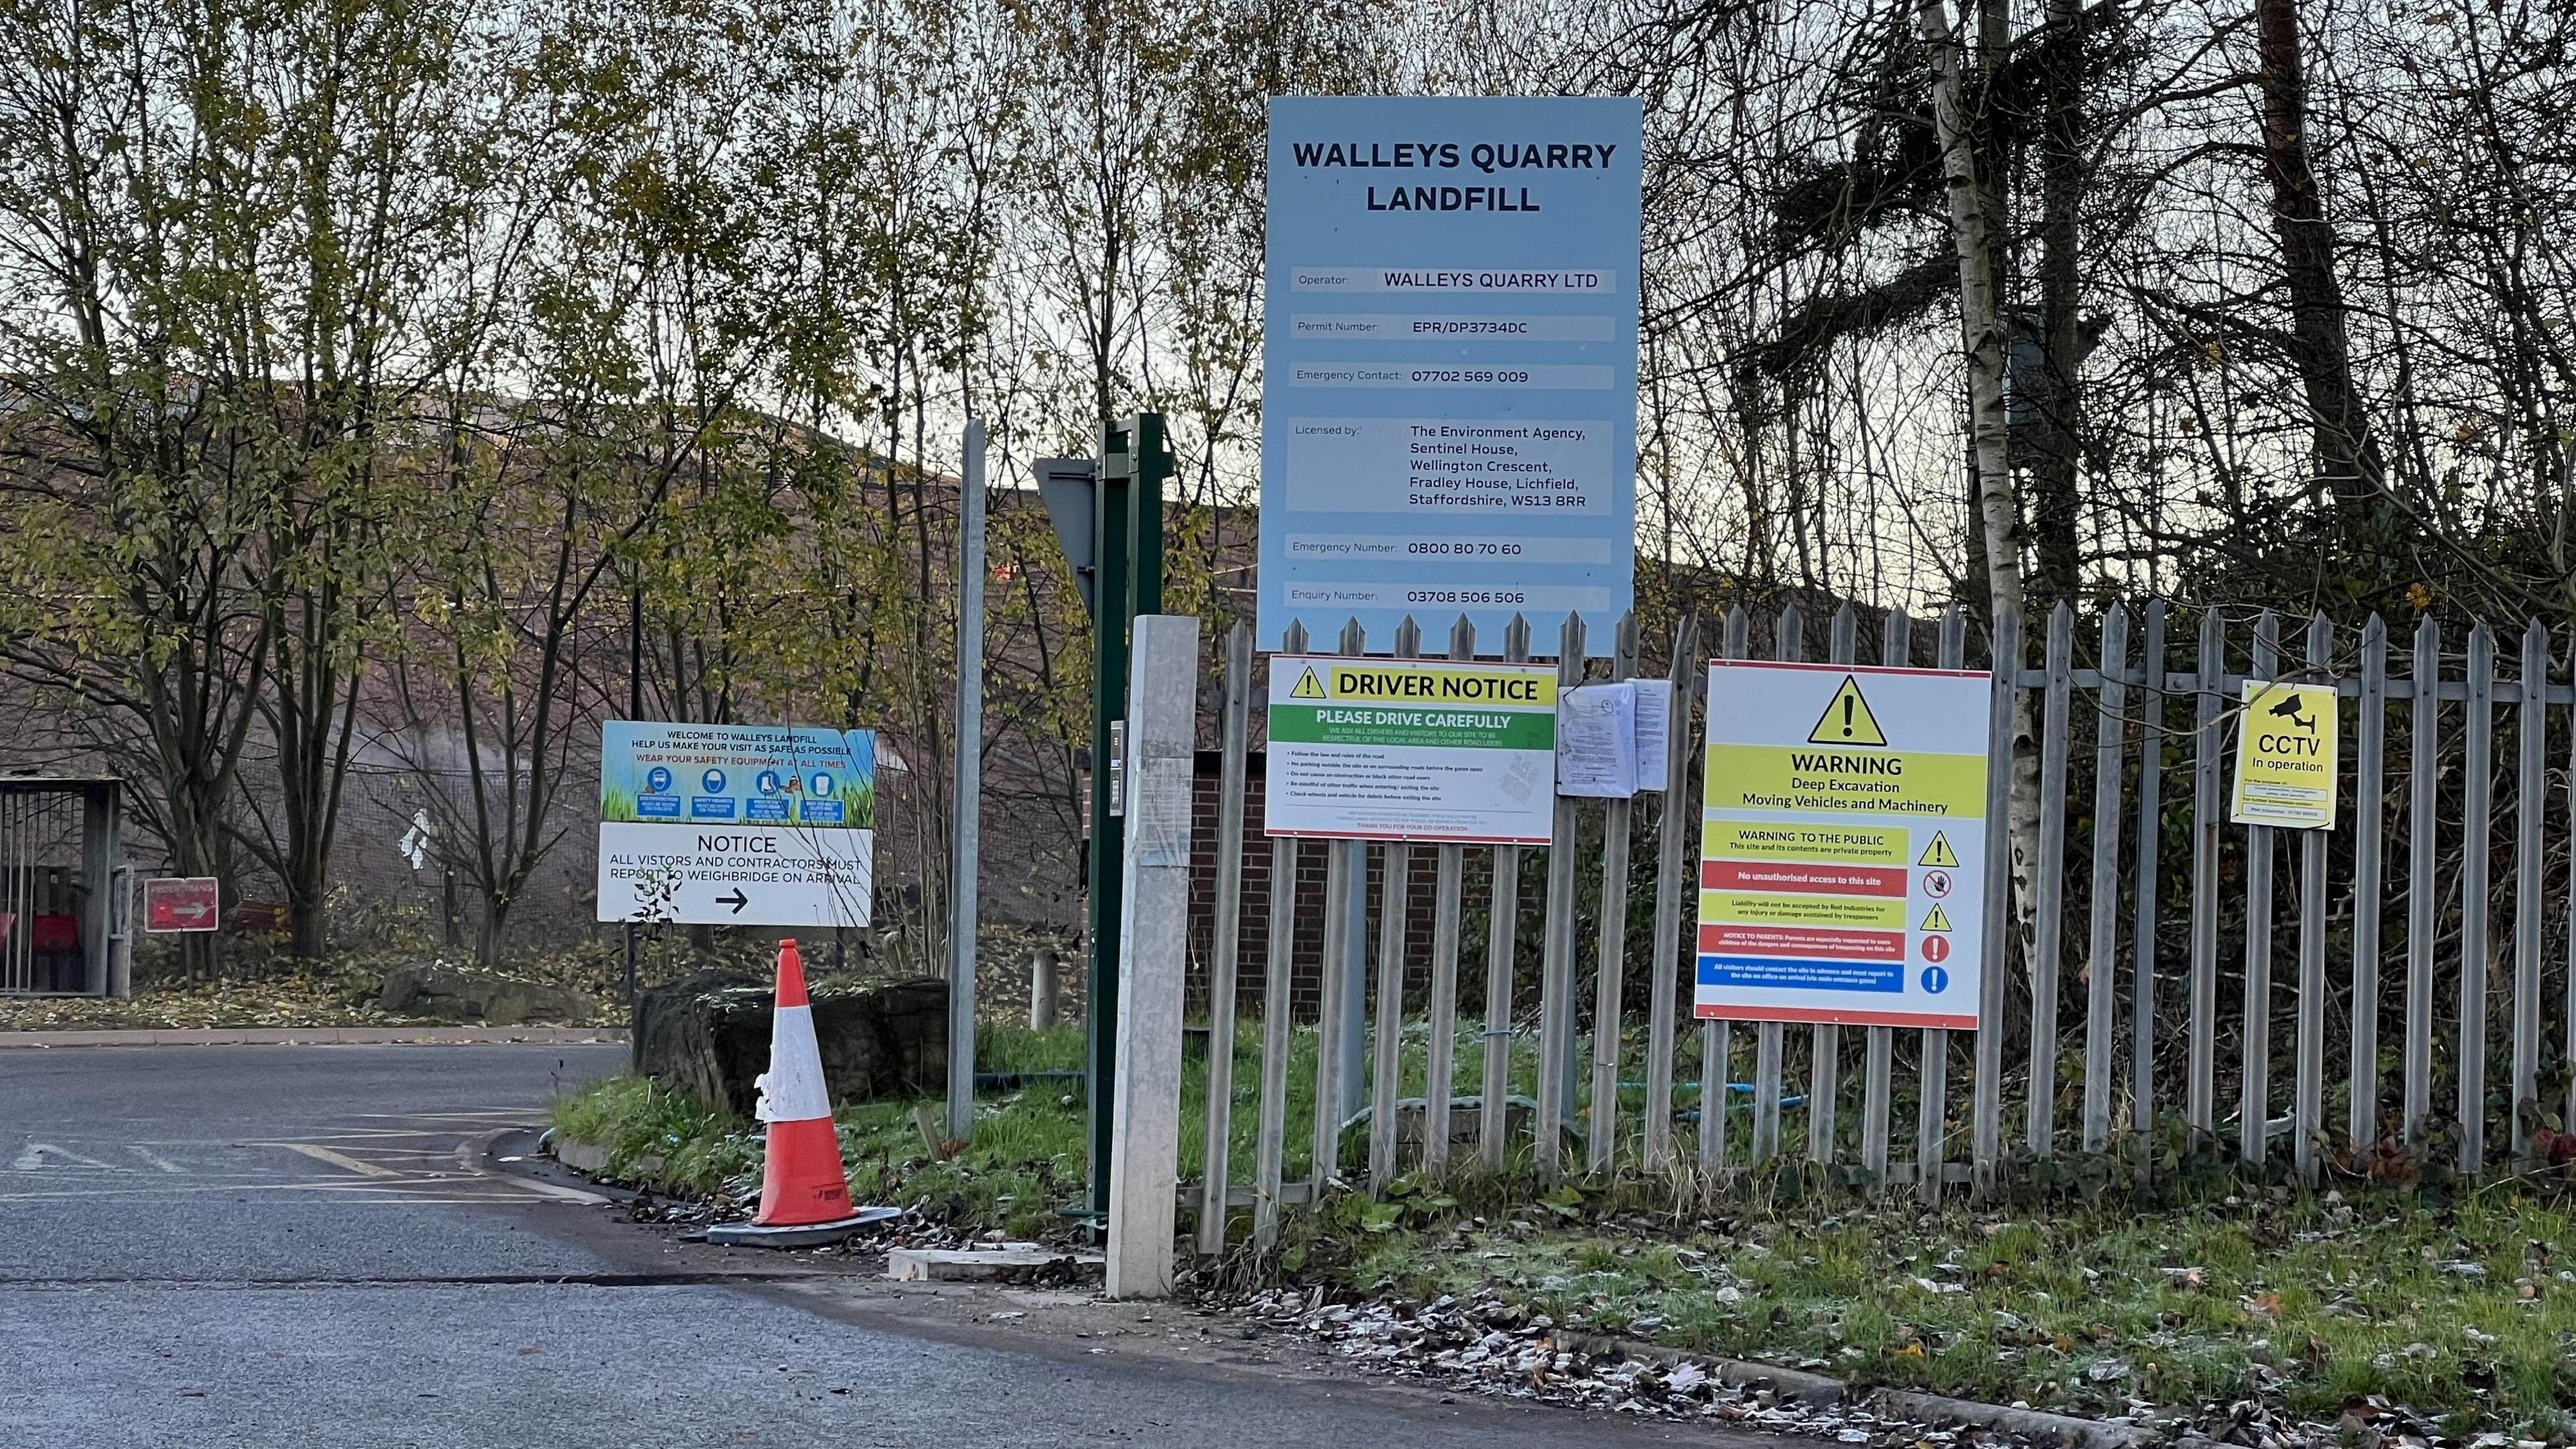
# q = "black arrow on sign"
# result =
<box><xmin>716</xmin><ymin>888</ymin><xmax>749</xmax><ymax>914</ymax></box>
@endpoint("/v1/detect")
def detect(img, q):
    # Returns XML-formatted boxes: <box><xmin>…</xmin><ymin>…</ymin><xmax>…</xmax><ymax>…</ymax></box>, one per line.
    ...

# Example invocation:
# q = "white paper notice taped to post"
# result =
<box><xmin>1631</xmin><ymin>681</ymin><xmax>1670</xmax><ymax>792</ymax></box>
<box><xmin>1552</xmin><ymin>678</ymin><xmax>1671</xmax><ymax>797</ymax></box>
<box><xmin>1265</xmin><ymin>655</ymin><xmax>1558</xmax><ymax>843</ymax></box>
<box><xmin>1555</xmin><ymin>681</ymin><xmax>1638</xmax><ymax>798</ymax></box>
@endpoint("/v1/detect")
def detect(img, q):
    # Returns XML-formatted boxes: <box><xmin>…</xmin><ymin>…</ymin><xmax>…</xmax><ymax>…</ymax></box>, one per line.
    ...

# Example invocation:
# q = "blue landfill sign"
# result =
<box><xmin>1257</xmin><ymin>97</ymin><xmax>1642</xmax><ymax>656</ymax></box>
<box><xmin>598</xmin><ymin>722</ymin><xmax>877</xmax><ymax>837</ymax></box>
<box><xmin>1920</xmin><ymin>965</ymin><xmax>1951</xmax><ymax>994</ymax></box>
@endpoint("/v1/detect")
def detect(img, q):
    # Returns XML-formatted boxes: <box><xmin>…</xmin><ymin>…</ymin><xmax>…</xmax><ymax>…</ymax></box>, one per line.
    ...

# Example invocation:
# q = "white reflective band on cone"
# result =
<box><xmin>753</xmin><ymin>1004</ymin><xmax>831</xmax><ymax>1122</ymax></box>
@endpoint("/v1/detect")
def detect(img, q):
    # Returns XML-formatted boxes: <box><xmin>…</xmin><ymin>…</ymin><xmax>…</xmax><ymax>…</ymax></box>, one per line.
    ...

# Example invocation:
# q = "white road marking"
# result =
<box><xmin>272</xmin><ymin>1142</ymin><xmax>407</xmax><ymax>1179</ymax></box>
<box><xmin>456</xmin><ymin>1132</ymin><xmax>608</xmax><ymax>1205</ymax></box>
<box><xmin>348</xmin><ymin>1109</ymin><xmax>541</xmax><ymax>1121</ymax></box>
<box><xmin>128</xmin><ymin>1146</ymin><xmax>185</xmax><ymax>1174</ymax></box>
<box><xmin>9</xmin><ymin>1143</ymin><xmax>122</xmax><ymax>1172</ymax></box>
<box><xmin>0</xmin><ymin>1179</ymin><xmax>511</xmax><ymax>1202</ymax></box>
<box><xmin>0</xmin><ymin>1193</ymin><xmax>513</xmax><ymax>1206</ymax></box>
<box><xmin>0</xmin><ymin>1114</ymin><xmax>603</xmax><ymax>1207</ymax></box>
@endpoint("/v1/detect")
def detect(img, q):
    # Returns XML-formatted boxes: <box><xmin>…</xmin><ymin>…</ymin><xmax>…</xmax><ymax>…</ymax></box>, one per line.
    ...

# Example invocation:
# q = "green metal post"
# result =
<box><xmin>1086</xmin><ymin>414</ymin><xmax>1168</xmax><ymax>1223</ymax></box>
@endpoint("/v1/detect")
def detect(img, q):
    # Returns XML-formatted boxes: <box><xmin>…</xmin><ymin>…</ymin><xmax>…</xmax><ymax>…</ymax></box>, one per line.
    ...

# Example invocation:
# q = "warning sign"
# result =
<box><xmin>2231</xmin><ymin>680</ymin><xmax>2339</xmax><ymax>828</ymax></box>
<box><xmin>1807</xmin><ymin>675</ymin><xmax>1890</xmax><ymax>746</ymax></box>
<box><xmin>1696</xmin><ymin>661</ymin><xmax>1991</xmax><ymax>1029</ymax></box>
<box><xmin>1265</xmin><ymin>654</ymin><xmax>1558</xmax><ymax>843</ymax></box>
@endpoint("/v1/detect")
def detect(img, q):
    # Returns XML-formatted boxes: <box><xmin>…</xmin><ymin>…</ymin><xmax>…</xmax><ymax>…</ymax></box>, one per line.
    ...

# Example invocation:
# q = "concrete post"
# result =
<box><xmin>1030</xmin><ymin>943</ymin><xmax>1060</xmax><ymax>1030</ymax></box>
<box><xmin>1104</xmin><ymin>613</ymin><xmax>1199</xmax><ymax>1299</ymax></box>
<box><xmin>946</xmin><ymin>421</ymin><xmax>988</xmax><ymax>1145</ymax></box>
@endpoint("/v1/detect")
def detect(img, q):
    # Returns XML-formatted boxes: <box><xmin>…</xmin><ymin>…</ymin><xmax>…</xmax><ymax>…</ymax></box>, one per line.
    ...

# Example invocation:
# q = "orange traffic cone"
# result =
<box><xmin>750</xmin><ymin>939</ymin><xmax>855</xmax><ymax>1226</ymax></box>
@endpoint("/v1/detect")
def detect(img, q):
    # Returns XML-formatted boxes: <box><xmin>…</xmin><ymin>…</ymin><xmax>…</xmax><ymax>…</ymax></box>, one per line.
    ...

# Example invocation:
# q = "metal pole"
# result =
<box><xmin>1085</xmin><ymin>445</ymin><xmax>1132</xmax><ymax>1225</ymax></box>
<box><xmin>1087</xmin><ymin>414</ymin><xmax>1167</xmax><ymax>1224</ymax></box>
<box><xmin>947</xmin><ymin>421</ymin><xmax>988</xmax><ymax>1145</ymax></box>
<box><xmin>625</xmin><ymin>570</ymin><xmax>643</xmax><ymax>1005</ymax></box>
<box><xmin>1315</xmin><ymin>614</ymin><xmax>1369</xmax><ymax>1146</ymax></box>
<box><xmin>1030</xmin><ymin>943</ymin><xmax>1059</xmax><ymax>1029</ymax></box>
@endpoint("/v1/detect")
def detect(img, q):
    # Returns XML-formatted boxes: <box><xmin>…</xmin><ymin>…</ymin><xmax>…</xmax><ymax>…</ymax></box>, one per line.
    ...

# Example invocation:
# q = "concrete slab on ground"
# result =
<box><xmin>888</xmin><ymin>1245</ymin><xmax>1106</xmax><ymax>1283</ymax></box>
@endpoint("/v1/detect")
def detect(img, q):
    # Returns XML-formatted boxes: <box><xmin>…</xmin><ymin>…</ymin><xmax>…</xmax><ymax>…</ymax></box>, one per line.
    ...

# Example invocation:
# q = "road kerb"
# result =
<box><xmin>1550</xmin><ymin>1330</ymin><xmax>2155</xmax><ymax>1449</ymax></box>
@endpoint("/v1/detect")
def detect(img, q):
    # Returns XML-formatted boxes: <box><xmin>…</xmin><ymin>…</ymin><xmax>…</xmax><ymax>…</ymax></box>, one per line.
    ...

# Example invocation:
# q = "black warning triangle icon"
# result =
<box><xmin>1290</xmin><ymin>666</ymin><xmax>1327</xmax><ymax>700</ymax></box>
<box><xmin>1919</xmin><ymin>904</ymin><xmax>1953</xmax><ymax>932</ymax></box>
<box><xmin>1807</xmin><ymin>675</ymin><xmax>1888</xmax><ymax>746</ymax></box>
<box><xmin>1917</xmin><ymin>832</ymin><xmax>1959</xmax><ymax>868</ymax></box>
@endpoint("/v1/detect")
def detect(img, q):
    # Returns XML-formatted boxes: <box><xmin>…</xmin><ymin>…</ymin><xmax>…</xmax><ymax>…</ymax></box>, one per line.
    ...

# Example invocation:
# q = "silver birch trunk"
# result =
<box><xmin>1917</xmin><ymin>0</ymin><xmax>2042</xmax><ymax>941</ymax></box>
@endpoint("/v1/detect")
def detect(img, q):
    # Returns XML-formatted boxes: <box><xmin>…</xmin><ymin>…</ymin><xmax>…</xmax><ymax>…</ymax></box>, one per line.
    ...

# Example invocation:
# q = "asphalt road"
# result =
<box><xmin>0</xmin><ymin>1043</ymin><xmax>1762</xmax><ymax>1448</ymax></box>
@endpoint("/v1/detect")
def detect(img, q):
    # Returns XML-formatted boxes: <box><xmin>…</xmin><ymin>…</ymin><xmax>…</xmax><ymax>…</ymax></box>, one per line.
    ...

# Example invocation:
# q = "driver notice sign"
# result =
<box><xmin>1265</xmin><ymin>654</ymin><xmax>1557</xmax><ymax>843</ymax></box>
<box><xmin>1695</xmin><ymin>661</ymin><xmax>1991</xmax><ymax>1028</ymax></box>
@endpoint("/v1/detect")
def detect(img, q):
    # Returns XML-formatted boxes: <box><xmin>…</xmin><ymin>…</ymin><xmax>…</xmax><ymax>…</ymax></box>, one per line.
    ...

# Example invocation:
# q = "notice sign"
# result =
<box><xmin>1265</xmin><ymin>655</ymin><xmax>1557</xmax><ymax>843</ymax></box>
<box><xmin>1256</xmin><ymin>96</ymin><xmax>1644</xmax><ymax>655</ymax></box>
<box><xmin>596</xmin><ymin>722</ymin><xmax>875</xmax><ymax>927</ymax></box>
<box><xmin>142</xmin><ymin>877</ymin><xmax>220</xmax><ymax>933</ymax></box>
<box><xmin>1695</xmin><ymin>662</ymin><xmax>1992</xmax><ymax>1029</ymax></box>
<box><xmin>2232</xmin><ymin>681</ymin><xmax>2339</xmax><ymax>828</ymax></box>
<box><xmin>1554</xmin><ymin>680</ymin><xmax>1638</xmax><ymax>798</ymax></box>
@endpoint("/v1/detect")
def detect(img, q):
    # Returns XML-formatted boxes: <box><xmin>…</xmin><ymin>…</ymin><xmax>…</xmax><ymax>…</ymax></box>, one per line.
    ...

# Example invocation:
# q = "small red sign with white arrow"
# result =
<box><xmin>143</xmin><ymin>877</ymin><xmax>221</xmax><ymax>934</ymax></box>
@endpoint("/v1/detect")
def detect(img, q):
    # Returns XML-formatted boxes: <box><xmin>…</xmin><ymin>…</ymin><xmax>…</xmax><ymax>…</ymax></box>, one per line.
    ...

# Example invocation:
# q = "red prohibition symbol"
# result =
<box><xmin>1921</xmin><ymin>869</ymin><xmax>1953</xmax><ymax>898</ymax></box>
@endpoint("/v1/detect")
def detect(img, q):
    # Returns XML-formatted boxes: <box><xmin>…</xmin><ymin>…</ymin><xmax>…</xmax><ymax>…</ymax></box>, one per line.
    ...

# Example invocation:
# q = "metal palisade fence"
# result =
<box><xmin>1179</xmin><ymin>598</ymin><xmax>2574</xmax><ymax>1251</ymax></box>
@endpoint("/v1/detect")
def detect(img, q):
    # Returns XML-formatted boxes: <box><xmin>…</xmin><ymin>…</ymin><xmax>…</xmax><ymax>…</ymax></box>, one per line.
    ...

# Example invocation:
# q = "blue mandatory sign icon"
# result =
<box><xmin>808</xmin><ymin>771</ymin><xmax>835</xmax><ymax>796</ymax></box>
<box><xmin>644</xmin><ymin>767</ymin><xmax>673</xmax><ymax>795</ymax></box>
<box><xmin>755</xmin><ymin>770</ymin><xmax>784</xmax><ymax>796</ymax></box>
<box><xmin>701</xmin><ymin>768</ymin><xmax>727</xmax><ymax>794</ymax></box>
<box><xmin>1920</xmin><ymin>965</ymin><xmax>1951</xmax><ymax>995</ymax></box>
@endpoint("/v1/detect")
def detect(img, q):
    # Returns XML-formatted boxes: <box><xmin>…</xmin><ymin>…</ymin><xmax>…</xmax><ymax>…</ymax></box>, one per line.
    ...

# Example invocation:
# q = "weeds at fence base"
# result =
<box><xmin>557</xmin><ymin>1055</ymin><xmax>2576</xmax><ymax>1440</ymax></box>
<box><xmin>1232</xmin><ymin>1161</ymin><xmax>2576</xmax><ymax>1440</ymax></box>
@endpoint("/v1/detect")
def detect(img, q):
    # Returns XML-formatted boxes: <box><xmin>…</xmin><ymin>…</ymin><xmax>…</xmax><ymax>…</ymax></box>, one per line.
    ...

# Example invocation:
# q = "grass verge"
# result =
<box><xmin>1303</xmin><ymin>1176</ymin><xmax>2576</xmax><ymax>1438</ymax></box>
<box><xmin>552</xmin><ymin>1024</ymin><xmax>1096</xmax><ymax>1238</ymax></box>
<box><xmin>551</xmin><ymin>1019</ymin><xmax>2576</xmax><ymax>1438</ymax></box>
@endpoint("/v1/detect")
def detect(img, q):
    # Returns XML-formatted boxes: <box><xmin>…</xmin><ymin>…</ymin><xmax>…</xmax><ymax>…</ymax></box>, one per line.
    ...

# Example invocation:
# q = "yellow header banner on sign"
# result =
<box><xmin>1292</xmin><ymin>660</ymin><xmax>1558</xmax><ymax>708</ymax></box>
<box><xmin>1701</xmin><ymin>745</ymin><xmax>1987</xmax><ymax>817</ymax></box>
<box><xmin>2231</xmin><ymin>680</ymin><xmax>2339</xmax><ymax>828</ymax></box>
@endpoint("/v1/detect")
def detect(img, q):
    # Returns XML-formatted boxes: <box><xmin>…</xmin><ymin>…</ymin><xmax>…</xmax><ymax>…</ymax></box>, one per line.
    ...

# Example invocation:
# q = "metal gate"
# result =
<box><xmin>0</xmin><ymin>778</ymin><xmax>127</xmax><ymax>998</ymax></box>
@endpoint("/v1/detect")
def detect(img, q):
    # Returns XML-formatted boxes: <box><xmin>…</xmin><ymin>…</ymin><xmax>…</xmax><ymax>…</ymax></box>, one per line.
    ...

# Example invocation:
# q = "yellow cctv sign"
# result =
<box><xmin>2231</xmin><ymin>680</ymin><xmax>2339</xmax><ymax>828</ymax></box>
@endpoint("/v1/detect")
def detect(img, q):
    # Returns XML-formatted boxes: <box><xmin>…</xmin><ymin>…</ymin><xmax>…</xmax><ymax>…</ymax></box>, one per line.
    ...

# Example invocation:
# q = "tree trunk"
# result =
<box><xmin>2253</xmin><ymin>0</ymin><xmax>2385</xmax><ymax>525</ymax></box>
<box><xmin>2027</xmin><ymin>0</ymin><xmax>2086</xmax><ymax>602</ymax></box>
<box><xmin>271</xmin><ymin>599</ymin><xmax>360</xmax><ymax>961</ymax></box>
<box><xmin>1919</xmin><ymin>0</ymin><xmax>2042</xmax><ymax>937</ymax></box>
<box><xmin>1921</xmin><ymin>0</ymin><xmax>2023</xmax><ymax>610</ymax></box>
<box><xmin>476</xmin><ymin>900</ymin><xmax>511</xmax><ymax>971</ymax></box>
